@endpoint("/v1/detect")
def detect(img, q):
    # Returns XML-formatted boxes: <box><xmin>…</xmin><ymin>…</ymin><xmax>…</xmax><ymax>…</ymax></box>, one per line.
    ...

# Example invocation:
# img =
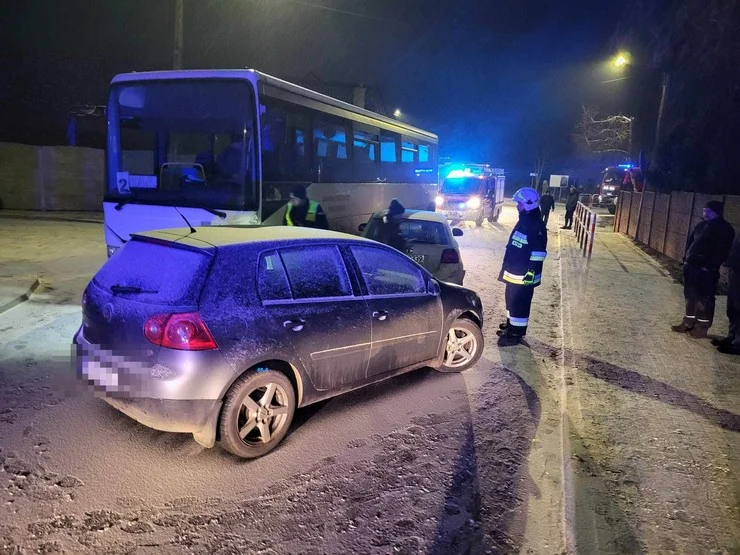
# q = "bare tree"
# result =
<box><xmin>574</xmin><ymin>106</ymin><xmax>633</xmax><ymax>156</ymax></box>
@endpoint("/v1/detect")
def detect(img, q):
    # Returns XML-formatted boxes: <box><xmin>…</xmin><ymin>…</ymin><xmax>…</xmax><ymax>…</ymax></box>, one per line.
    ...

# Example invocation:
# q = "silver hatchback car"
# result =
<box><xmin>74</xmin><ymin>226</ymin><xmax>484</xmax><ymax>459</ymax></box>
<box><xmin>360</xmin><ymin>210</ymin><xmax>466</xmax><ymax>285</ymax></box>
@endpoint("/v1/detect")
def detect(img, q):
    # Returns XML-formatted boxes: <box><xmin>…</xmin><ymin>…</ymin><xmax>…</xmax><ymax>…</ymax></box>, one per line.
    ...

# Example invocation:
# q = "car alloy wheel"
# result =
<box><xmin>219</xmin><ymin>369</ymin><xmax>296</xmax><ymax>458</ymax></box>
<box><xmin>438</xmin><ymin>318</ymin><xmax>483</xmax><ymax>372</ymax></box>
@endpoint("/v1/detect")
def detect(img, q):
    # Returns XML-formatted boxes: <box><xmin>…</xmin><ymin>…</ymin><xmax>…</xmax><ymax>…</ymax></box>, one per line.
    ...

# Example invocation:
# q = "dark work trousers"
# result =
<box><xmin>564</xmin><ymin>209</ymin><xmax>574</xmax><ymax>228</ymax></box>
<box><xmin>542</xmin><ymin>210</ymin><xmax>551</xmax><ymax>226</ymax></box>
<box><xmin>505</xmin><ymin>284</ymin><xmax>535</xmax><ymax>336</ymax></box>
<box><xmin>683</xmin><ymin>264</ymin><xmax>719</xmax><ymax>326</ymax></box>
<box><xmin>727</xmin><ymin>269</ymin><xmax>740</xmax><ymax>343</ymax></box>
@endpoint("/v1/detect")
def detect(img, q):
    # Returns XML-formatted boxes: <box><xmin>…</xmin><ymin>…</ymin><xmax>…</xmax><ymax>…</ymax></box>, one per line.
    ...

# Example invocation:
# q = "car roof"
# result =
<box><xmin>133</xmin><ymin>226</ymin><xmax>376</xmax><ymax>249</ymax></box>
<box><xmin>369</xmin><ymin>209</ymin><xmax>452</xmax><ymax>224</ymax></box>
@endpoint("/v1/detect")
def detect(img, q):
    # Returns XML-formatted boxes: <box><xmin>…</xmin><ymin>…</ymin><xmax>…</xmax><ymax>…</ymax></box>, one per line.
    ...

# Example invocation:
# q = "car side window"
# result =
<box><xmin>350</xmin><ymin>245</ymin><xmax>426</xmax><ymax>296</ymax></box>
<box><xmin>257</xmin><ymin>250</ymin><xmax>291</xmax><ymax>301</ymax></box>
<box><xmin>279</xmin><ymin>245</ymin><xmax>352</xmax><ymax>299</ymax></box>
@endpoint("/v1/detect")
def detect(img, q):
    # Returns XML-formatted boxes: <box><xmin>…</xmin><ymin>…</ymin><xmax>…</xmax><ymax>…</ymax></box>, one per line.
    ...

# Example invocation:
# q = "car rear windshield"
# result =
<box><xmin>93</xmin><ymin>239</ymin><xmax>213</xmax><ymax>305</ymax></box>
<box><xmin>365</xmin><ymin>218</ymin><xmax>450</xmax><ymax>246</ymax></box>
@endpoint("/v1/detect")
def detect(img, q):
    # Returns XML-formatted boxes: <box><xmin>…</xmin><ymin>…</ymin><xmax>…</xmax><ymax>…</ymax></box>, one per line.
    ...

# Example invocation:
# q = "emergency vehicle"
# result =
<box><xmin>598</xmin><ymin>163</ymin><xmax>639</xmax><ymax>214</ymax></box>
<box><xmin>435</xmin><ymin>164</ymin><xmax>505</xmax><ymax>226</ymax></box>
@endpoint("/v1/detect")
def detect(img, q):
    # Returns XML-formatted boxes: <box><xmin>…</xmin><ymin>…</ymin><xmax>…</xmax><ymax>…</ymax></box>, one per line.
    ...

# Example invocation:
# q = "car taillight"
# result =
<box><xmin>441</xmin><ymin>249</ymin><xmax>460</xmax><ymax>264</ymax></box>
<box><xmin>143</xmin><ymin>312</ymin><xmax>217</xmax><ymax>351</ymax></box>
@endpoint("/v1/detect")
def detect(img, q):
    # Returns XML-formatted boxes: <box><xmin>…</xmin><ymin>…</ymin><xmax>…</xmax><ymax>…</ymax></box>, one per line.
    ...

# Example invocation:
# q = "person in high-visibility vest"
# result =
<box><xmin>283</xmin><ymin>185</ymin><xmax>329</xmax><ymax>229</ymax></box>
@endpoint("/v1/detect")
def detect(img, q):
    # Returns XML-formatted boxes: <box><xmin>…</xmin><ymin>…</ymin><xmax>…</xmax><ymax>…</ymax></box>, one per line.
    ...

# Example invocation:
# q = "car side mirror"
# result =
<box><xmin>452</xmin><ymin>228</ymin><xmax>463</xmax><ymax>237</ymax></box>
<box><xmin>358</xmin><ymin>223</ymin><xmax>366</xmax><ymax>232</ymax></box>
<box><xmin>427</xmin><ymin>278</ymin><xmax>441</xmax><ymax>295</ymax></box>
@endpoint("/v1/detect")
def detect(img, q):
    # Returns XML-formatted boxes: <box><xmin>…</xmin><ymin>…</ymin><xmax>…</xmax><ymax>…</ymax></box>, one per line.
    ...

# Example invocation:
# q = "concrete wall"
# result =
<box><xmin>618</xmin><ymin>189</ymin><xmax>740</xmax><ymax>264</ymax></box>
<box><xmin>0</xmin><ymin>143</ymin><xmax>104</xmax><ymax>211</ymax></box>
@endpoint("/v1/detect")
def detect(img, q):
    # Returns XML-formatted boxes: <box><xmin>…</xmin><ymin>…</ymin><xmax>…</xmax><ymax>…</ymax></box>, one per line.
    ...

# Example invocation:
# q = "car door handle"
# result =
<box><xmin>372</xmin><ymin>311</ymin><xmax>388</xmax><ymax>321</ymax></box>
<box><xmin>283</xmin><ymin>319</ymin><xmax>305</xmax><ymax>332</ymax></box>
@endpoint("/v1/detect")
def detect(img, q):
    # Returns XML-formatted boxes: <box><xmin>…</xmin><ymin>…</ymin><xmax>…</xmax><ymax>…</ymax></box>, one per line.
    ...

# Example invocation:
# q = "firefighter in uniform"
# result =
<box><xmin>671</xmin><ymin>200</ymin><xmax>734</xmax><ymax>338</ymax></box>
<box><xmin>497</xmin><ymin>187</ymin><xmax>548</xmax><ymax>346</ymax></box>
<box><xmin>283</xmin><ymin>185</ymin><xmax>329</xmax><ymax>229</ymax></box>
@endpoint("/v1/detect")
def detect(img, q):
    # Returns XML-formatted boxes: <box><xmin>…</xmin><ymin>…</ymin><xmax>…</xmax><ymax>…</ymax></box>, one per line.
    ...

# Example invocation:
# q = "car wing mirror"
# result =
<box><xmin>452</xmin><ymin>228</ymin><xmax>463</xmax><ymax>237</ymax></box>
<box><xmin>358</xmin><ymin>223</ymin><xmax>366</xmax><ymax>232</ymax></box>
<box><xmin>427</xmin><ymin>278</ymin><xmax>441</xmax><ymax>295</ymax></box>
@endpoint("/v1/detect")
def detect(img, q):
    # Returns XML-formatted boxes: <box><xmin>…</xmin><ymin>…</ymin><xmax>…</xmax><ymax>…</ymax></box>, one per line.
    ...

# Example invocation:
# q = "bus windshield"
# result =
<box><xmin>441</xmin><ymin>177</ymin><xmax>483</xmax><ymax>196</ymax></box>
<box><xmin>107</xmin><ymin>80</ymin><xmax>257</xmax><ymax>211</ymax></box>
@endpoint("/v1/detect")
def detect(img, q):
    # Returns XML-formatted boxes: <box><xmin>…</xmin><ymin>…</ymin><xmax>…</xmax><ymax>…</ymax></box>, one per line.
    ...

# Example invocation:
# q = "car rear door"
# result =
<box><xmin>348</xmin><ymin>244</ymin><xmax>443</xmax><ymax>377</ymax></box>
<box><xmin>255</xmin><ymin>245</ymin><xmax>372</xmax><ymax>391</ymax></box>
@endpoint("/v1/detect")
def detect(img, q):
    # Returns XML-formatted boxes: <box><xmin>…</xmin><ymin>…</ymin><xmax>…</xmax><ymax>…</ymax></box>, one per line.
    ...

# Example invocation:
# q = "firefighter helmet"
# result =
<box><xmin>512</xmin><ymin>187</ymin><xmax>540</xmax><ymax>211</ymax></box>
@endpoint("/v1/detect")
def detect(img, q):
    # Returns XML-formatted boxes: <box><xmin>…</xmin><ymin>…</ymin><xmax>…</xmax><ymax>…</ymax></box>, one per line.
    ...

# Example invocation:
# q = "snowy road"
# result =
<box><xmin>0</xmin><ymin>214</ymin><xmax>567</xmax><ymax>553</ymax></box>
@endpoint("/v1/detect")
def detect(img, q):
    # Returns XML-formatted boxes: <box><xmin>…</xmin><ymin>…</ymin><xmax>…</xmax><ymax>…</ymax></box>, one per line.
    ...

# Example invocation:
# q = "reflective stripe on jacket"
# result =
<box><xmin>285</xmin><ymin>200</ymin><xmax>319</xmax><ymax>226</ymax></box>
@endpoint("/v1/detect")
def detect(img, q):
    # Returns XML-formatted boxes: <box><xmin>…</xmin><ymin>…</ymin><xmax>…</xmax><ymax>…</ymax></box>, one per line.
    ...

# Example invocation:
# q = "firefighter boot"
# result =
<box><xmin>671</xmin><ymin>317</ymin><xmax>695</xmax><ymax>333</ymax></box>
<box><xmin>499</xmin><ymin>319</ymin><xmax>509</xmax><ymax>331</ymax></box>
<box><xmin>497</xmin><ymin>328</ymin><xmax>524</xmax><ymax>346</ymax></box>
<box><xmin>688</xmin><ymin>321</ymin><xmax>710</xmax><ymax>339</ymax></box>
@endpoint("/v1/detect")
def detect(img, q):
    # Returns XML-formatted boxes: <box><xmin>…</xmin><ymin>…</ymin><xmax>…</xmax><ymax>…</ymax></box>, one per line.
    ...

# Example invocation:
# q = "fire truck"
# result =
<box><xmin>436</xmin><ymin>163</ymin><xmax>505</xmax><ymax>226</ymax></box>
<box><xmin>598</xmin><ymin>163</ymin><xmax>641</xmax><ymax>214</ymax></box>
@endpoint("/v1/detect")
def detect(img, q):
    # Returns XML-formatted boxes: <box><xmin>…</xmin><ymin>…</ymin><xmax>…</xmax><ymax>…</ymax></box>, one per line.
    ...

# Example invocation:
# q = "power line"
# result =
<box><xmin>285</xmin><ymin>0</ymin><xmax>402</xmax><ymax>24</ymax></box>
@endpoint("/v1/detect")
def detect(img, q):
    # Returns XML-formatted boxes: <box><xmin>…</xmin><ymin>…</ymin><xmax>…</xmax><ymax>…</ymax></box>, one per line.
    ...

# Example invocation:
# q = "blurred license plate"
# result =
<box><xmin>410</xmin><ymin>254</ymin><xmax>425</xmax><ymax>263</ymax></box>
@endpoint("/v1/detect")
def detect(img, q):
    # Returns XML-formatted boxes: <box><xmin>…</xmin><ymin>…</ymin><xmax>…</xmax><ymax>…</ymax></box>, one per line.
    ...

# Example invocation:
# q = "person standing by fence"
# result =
<box><xmin>671</xmin><ymin>200</ymin><xmax>735</xmax><ymax>338</ymax></box>
<box><xmin>713</xmin><ymin>233</ymin><xmax>740</xmax><ymax>354</ymax></box>
<box><xmin>540</xmin><ymin>189</ymin><xmax>555</xmax><ymax>227</ymax></box>
<box><xmin>561</xmin><ymin>186</ymin><xmax>578</xmax><ymax>229</ymax></box>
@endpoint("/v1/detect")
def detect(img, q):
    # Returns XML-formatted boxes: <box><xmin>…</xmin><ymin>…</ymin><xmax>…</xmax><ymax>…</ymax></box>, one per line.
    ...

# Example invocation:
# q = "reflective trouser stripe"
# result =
<box><xmin>503</xmin><ymin>271</ymin><xmax>542</xmax><ymax>285</ymax></box>
<box><xmin>285</xmin><ymin>204</ymin><xmax>294</xmax><ymax>225</ymax></box>
<box><xmin>509</xmin><ymin>316</ymin><xmax>529</xmax><ymax>326</ymax></box>
<box><xmin>530</xmin><ymin>250</ymin><xmax>547</xmax><ymax>261</ymax></box>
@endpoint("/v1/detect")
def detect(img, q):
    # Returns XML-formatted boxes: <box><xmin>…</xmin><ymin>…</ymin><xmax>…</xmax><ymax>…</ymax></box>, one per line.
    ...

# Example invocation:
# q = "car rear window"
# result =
<box><xmin>365</xmin><ymin>218</ymin><xmax>449</xmax><ymax>246</ymax></box>
<box><xmin>93</xmin><ymin>239</ymin><xmax>212</xmax><ymax>305</ymax></box>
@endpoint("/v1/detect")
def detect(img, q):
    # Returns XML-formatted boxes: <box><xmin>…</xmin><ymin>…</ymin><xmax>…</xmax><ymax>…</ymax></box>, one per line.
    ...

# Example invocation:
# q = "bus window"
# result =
<box><xmin>419</xmin><ymin>144</ymin><xmax>429</xmax><ymax>163</ymax></box>
<box><xmin>260</xmin><ymin>99</ymin><xmax>312</xmax><ymax>183</ymax></box>
<box><xmin>401</xmin><ymin>140</ymin><xmax>417</xmax><ymax>163</ymax></box>
<box><xmin>314</xmin><ymin>118</ymin><xmax>352</xmax><ymax>182</ymax></box>
<box><xmin>353</xmin><ymin>129</ymin><xmax>379</xmax><ymax>182</ymax></box>
<box><xmin>108</xmin><ymin>80</ymin><xmax>257</xmax><ymax>210</ymax></box>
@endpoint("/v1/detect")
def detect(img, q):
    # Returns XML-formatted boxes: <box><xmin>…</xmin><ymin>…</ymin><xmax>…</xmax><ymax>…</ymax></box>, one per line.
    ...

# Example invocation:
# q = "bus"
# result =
<box><xmin>104</xmin><ymin>70</ymin><xmax>439</xmax><ymax>257</ymax></box>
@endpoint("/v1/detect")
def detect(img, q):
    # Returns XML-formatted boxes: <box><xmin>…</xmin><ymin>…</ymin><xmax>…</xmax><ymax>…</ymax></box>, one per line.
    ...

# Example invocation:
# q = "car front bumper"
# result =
<box><xmin>73</xmin><ymin>327</ymin><xmax>224</xmax><ymax>447</ymax></box>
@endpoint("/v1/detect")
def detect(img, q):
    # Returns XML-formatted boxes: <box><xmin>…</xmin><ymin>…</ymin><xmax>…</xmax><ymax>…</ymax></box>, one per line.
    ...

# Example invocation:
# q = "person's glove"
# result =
<box><xmin>523</xmin><ymin>270</ymin><xmax>536</xmax><ymax>285</ymax></box>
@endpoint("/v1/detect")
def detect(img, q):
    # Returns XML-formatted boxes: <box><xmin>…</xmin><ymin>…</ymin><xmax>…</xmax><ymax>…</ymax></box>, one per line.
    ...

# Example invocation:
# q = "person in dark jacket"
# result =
<box><xmin>672</xmin><ymin>200</ymin><xmax>735</xmax><ymax>338</ymax></box>
<box><xmin>713</xmin><ymin>233</ymin><xmax>740</xmax><ymax>353</ymax></box>
<box><xmin>561</xmin><ymin>186</ymin><xmax>578</xmax><ymax>229</ymax></box>
<box><xmin>497</xmin><ymin>187</ymin><xmax>548</xmax><ymax>346</ymax></box>
<box><xmin>540</xmin><ymin>189</ymin><xmax>555</xmax><ymax>226</ymax></box>
<box><xmin>283</xmin><ymin>185</ymin><xmax>329</xmax><ymax>229</ymax></box>
<box><xmin>377</xmin><ymin>199</ymin><xmax>408</xmax><ymax>252</ymax></box>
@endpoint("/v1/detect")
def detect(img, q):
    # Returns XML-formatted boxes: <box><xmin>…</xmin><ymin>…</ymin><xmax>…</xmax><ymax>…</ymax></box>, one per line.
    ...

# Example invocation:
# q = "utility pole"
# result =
<box><xmin>652</xmin><ymin>72</ymin><xmax>669</xmax><ymax>161</ymax></box>
<box><xmin>173</xmin><ymin>0</ymin><xmax>184</xmax><ymax>70</ymax></box>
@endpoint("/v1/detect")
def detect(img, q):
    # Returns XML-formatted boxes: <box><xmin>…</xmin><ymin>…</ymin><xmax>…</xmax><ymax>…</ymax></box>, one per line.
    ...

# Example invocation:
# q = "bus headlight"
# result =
<box><xmin>435</xmin><ymin>195</ymin><xmax>445</xmax><ymax>206</ymax></box>
<box><xmin>467</xmin><ymin>196</ymin><xmax>481</xmax><ymax>209</ymax></box>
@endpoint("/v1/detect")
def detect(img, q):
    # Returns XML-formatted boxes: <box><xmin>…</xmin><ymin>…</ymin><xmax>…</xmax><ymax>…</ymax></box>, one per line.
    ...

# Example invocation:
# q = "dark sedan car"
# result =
<box><xmin>73</xmin><ymin>226</ymin><xmax>484</xmax><ymax>458</ymax></box>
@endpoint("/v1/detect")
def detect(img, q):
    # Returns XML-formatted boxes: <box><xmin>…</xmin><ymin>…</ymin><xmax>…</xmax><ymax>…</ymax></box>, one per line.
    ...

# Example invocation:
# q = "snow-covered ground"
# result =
<box><xmin>0</xmin><ymin>208</ymin><xmax>737</xmax><ymax>554</ymax></box>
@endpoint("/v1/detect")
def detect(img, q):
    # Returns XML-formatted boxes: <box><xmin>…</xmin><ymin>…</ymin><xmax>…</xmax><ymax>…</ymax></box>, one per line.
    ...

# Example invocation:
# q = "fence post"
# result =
<box><xmin>588</xmin><ymin>213</ymin><xmax>597</xmax><ymax>260</ymax></box>
<box><xmin>625</xmin><ymin>192</ymin><xmax>633</xmax><ymax>236</ymax></box>
<box><xmin>662</xmin><ymin>192</ymin><xmax>672</xmax><ymax>255</ymax></box>
<box><xmin>646</xmin><ymin>192</ymin><xmax>656</xmax><ymax>249</ymax></box>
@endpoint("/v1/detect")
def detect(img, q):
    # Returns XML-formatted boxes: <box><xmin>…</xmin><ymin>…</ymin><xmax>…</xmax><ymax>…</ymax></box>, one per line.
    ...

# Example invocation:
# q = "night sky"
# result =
<box><xmin>2</xmin><ymin>0</ymin><xmax>628</xmax><ymax>182</ymax></box>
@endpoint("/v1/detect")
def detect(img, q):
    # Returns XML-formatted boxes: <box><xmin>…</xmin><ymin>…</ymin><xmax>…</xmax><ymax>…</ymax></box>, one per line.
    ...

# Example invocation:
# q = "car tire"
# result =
<box><xmin>437</xmin><ymin>318</ymin><xmax>483</xmax><ymax>373</ymax></box>
<box><xmin>218</xmin><ymin>369</ymin><xmax>296</xmax><ymax>459</ymax></box>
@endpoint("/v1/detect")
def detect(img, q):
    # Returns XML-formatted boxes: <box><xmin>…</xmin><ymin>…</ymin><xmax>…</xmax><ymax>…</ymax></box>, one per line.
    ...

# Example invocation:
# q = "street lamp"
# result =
<box><xmin>393</xmin><ymin>108</ymin><xmax>402</xmax><ymax>118</ymax></box>
<box><xmin>614</xmin><ymin>52</ymin><xmax>630</xmax><ymax>68</ymax></box>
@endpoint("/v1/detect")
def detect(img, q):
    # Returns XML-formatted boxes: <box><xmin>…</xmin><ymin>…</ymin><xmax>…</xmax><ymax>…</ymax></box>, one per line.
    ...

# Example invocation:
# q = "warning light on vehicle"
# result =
<box><xmin>446</xmin><ymin>169</ymin><xmax>473</xmax><ymax>179</ymax></box>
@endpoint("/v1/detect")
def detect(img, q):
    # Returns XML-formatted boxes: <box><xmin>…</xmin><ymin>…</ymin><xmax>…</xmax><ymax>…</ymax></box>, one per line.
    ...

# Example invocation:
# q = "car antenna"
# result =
<box><xmin>174</xmin><ymin>206</ymin><xmax>197</xmax><ymax>235</ymax></box>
